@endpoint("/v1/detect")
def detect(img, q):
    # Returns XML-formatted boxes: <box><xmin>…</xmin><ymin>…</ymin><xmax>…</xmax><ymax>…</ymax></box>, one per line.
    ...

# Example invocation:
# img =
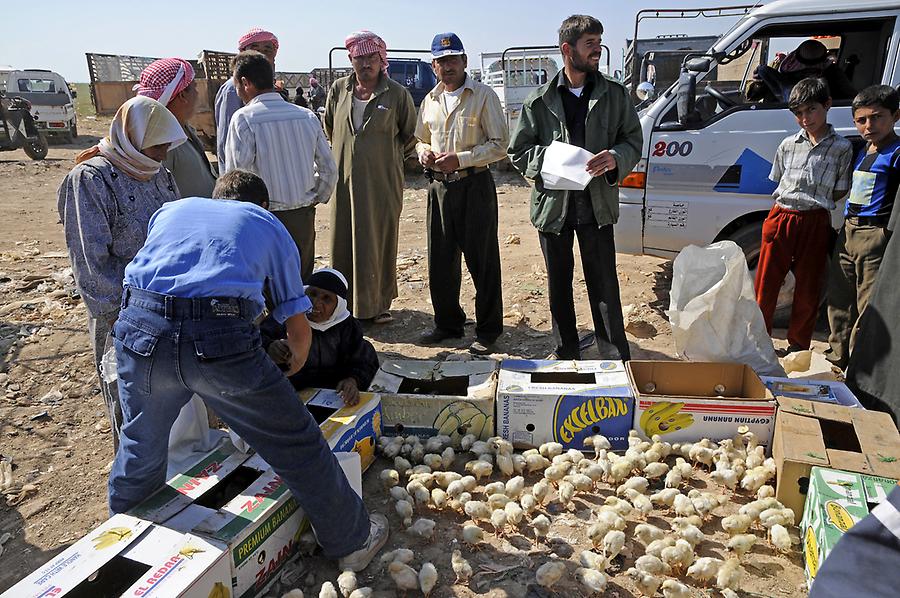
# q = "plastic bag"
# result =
<box><xmin>667</xmin><ymin>241</ymin><xmax>785</xmax><ymax>377</ymax></box>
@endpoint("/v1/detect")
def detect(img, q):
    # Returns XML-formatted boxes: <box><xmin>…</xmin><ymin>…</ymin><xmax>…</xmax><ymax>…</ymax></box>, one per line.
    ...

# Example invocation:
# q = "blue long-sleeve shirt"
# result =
<box><xmin>215</xmin><ymin>79</ymin><xmax>242</xmax><ymax>168</ymax></box>
<box><xmin>57</xmin><ymin>157</ymin><xmax>179</xmax><ymax>318</ymax></box>
<box><xmin>124</xmin><ymin>197</ymin><xmax>311</xmax><ymax>322</ymax></box>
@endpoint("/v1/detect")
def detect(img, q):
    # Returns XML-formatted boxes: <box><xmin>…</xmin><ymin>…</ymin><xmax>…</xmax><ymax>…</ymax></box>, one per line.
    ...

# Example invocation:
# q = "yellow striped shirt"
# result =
<box><xmin>415</xmin><ymin>75</ymin><xmax>509</xmax><ymax>169</ymax></box>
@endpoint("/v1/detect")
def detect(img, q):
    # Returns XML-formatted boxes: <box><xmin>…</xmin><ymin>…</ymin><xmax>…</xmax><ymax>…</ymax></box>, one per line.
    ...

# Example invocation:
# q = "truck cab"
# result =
<box><xmin>387</xmin><ymin>58</ymin><xmax>437</xmax><ymax>108</ymax></box>
<box><xmin>616</xmin><ymin>0</ymin><xmax>900</xmax><ymax>311</ymax></box>
<box><xmin>3</xmin><ymin>69</ymin><xmax>77</xmax><ymax>142</ymax></box>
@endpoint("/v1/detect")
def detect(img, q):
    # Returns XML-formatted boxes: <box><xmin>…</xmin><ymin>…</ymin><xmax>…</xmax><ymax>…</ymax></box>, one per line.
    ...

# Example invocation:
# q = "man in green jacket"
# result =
<box><xmin>509</xmin><ymin>14</ymin><xmax>642</xmax><ymax>360</ymax></box>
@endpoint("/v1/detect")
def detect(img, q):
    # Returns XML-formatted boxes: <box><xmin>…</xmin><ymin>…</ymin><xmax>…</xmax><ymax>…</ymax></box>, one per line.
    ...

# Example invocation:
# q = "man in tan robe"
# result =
<box><xmin>324</xmin><ymin>30</ymin><xmax>416</xmax><ymax>322</ymax></box>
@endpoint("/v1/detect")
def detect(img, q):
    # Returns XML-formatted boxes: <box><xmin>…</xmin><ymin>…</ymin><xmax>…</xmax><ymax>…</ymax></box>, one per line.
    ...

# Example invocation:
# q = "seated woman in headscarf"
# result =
<box><xmin>262</xmin><ymin>268</ymin><xmax>379</xmax><ymax>406</ymax></box>
<box><xmin>58</xmin><ymin>96</ymin><xmax>186</xmax><ymax>447</ymax></box>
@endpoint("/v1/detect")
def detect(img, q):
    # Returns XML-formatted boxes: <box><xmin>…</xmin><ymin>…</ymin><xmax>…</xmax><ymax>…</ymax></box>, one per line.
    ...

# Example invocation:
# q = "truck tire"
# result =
<box><xmin>729</xmin><ymin>221</ymin><xmax>794</xmax><ymax>326</ymax></box>
<box><xmin>23</xmin><ymin>134</ymin><xmax>49</xmax><ymax>160</ymax></box>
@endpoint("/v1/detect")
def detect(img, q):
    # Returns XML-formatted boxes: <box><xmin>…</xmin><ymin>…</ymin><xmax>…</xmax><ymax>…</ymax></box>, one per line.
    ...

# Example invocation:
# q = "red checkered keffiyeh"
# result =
<box><xmin>133</xmin><ymin>58</ymin><xmax>194</xmax><ymax>107</ymax></box>
<box><xmin>345</xmin><ymin>30</ymin><xmax>389</xmax><ymax>74</ymax></box>
<box><xmin>238</xmin><ymin>28</ymin><xmax>279</xmax><ymax>51</ymax></box>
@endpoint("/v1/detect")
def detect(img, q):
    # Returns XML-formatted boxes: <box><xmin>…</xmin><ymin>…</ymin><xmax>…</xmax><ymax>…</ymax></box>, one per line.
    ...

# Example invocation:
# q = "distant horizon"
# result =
<box><xmin>4</xmin><ymin>0</ymin><xmax>766</xmax><ymax>83</ymax></box>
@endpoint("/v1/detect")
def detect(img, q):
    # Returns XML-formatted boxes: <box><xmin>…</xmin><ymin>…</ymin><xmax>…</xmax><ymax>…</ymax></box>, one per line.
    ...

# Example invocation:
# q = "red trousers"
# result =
<box><xmin>754</xmin><ymin>205</ymin><xmax>831</xmax><ymax>349</ymax></box>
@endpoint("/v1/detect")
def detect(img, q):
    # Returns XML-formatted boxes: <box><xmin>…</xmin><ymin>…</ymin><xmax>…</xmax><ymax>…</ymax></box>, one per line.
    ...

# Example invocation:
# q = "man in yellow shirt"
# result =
<box><xmin>415</xmin><ymin>32</ymin><xmax>509</xmax><ymax>355</ymax></box>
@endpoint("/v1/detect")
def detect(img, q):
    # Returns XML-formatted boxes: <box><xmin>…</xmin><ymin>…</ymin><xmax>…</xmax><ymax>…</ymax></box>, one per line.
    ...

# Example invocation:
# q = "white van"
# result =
<box><xmin>4</xmin><ymin>69</ymin><xmax>77</xmax><ymax>142</ymax></box>
<box><xmin>615</xmin><ymin>0</ymin><xmax>900</xmax><ymax>312</ymax></box>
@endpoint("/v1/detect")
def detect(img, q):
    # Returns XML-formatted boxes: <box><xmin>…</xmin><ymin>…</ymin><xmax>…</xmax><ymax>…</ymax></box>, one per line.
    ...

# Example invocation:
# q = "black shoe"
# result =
<box><xmin>420</xmin><ymin>328</ymin><xmax>463</xmax><ymax>345</ymax></box>
<box><xmin>469</xmin><ymin>339</ymin><xmax>495</xmax><ymax>356</ymax></box>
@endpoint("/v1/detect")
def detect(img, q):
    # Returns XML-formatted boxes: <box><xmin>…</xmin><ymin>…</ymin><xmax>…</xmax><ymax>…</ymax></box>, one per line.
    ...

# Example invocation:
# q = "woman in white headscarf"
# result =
<box><xmin>262</xmin><ymin>268</ymin><xmax>379</xmax><ymax>406</ymax></box>
<box><xmin>58</xmin><ymin>96</ymin><xmax>186</xmax><ymax>447</ymax></box>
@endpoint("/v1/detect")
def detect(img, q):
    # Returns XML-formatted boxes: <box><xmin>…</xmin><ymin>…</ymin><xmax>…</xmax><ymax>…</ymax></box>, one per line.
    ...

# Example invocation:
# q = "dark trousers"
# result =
<box><xmin>538</xmin><ymin>221</ymin><xmax>630</xmax><ymax>360</ymax></box>
<box><xmin>754</xmin><ymin>205</ymin><xmax>831</xmax><ymax>349</ymax></box>
<box><xmin>427</xmin><ymin>170</ymin><xmax>503</xmax><ymax>342</ymax></box>
<box><xmin>274</xmin><ymin>205</ymin><xmax>316</xmax><ymax>281</ymax></box>
<box><xmin>108</xmin><ymin>287</ymin><xmax>369</xmax><ymax>558</ymax></box>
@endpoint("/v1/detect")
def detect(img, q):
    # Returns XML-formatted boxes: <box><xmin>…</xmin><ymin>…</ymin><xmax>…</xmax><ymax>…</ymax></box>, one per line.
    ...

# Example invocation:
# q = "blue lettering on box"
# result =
<box><xmin>552</xmin><ymin>392</ymin><xmax>633</xmax><ymax>450</ymax></box>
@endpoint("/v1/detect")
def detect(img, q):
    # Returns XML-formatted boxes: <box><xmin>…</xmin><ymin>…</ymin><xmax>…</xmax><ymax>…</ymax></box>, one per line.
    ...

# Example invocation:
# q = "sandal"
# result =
<box><xmin>373</xmin><ymin>311</ymin><xmax>393</xmax><ymax>324</ymax></box>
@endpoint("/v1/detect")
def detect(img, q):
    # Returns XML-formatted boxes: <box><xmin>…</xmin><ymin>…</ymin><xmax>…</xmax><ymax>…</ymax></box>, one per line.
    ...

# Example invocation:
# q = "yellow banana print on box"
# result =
<box><xmin>639</xmin><ymin>401</ymin><xmax>694</xmax><ymax>436</ymax></box>
<box><xmin>90</xmin><ymin>527</ymin><xmax>133</xmax><ymax>550</ymax></box>
<box><xmin>433</xmin><ymin>400</ymin><xmax>493</xmax><ymax>442</ymax></box>
<box><xmin>208</xmin><ymin>581</ymin><xmax>231</xmax><ymax>598</ymax></box>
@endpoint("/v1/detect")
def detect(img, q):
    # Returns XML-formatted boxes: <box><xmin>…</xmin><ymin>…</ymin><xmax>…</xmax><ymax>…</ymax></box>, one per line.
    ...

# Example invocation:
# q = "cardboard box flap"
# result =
<box><xmin>499</xmin><ymin>360</ymin><xmax>631</xmax><ymax>396</ymax></box>
<box><xmin>776</xmin><ymin>396</ymin><xmax>855</xmax><ymax>423</ymax></box>
<box><xmin>121</xmin><ymin>532</ymin><xmax>227</xmax><ymax>597</ymax></box>
<box><xmin>129</xmin><ymin>439</ymin><xmax>253</xmax><ymax>523</ymax></box>
<box><xmin>3</xmin><ymin>515</ymin><xmax>152</xmax><ymax>597</ymax></box>
<box><xmin>371</xmin><ymin>360</ymin><xmax>497</xmax><ymax>396</ymax></box>
<box><xmin>827</xmin><ymin>450</ymin><xmax>871</xmax><ymax>473</ymax></box>
<box><xmin>500</xmin><ymin>359</ymin><xmax>625</xmax><ymax>374</ymax></box>
<box><xmin>776</xmin><ymin>412</ymin><xmax>830</xmax><ymax>465</ymax></box>
<box><xmin>855</xmin><ymin>411</ymin><xmax>900</xmax><ymax>457</ymax></box>
<box><xmin>628</xmin><ymin>361</ymin><xmax>772</xmax><ymax>400</ymax></box>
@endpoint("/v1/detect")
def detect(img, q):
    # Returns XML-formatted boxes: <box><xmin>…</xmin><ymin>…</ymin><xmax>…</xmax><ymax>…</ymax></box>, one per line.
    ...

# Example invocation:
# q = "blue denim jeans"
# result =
<box><xmin>108</xmin><ymin>287</ymin><xmax>369</xmax><ymax>558</ymax></box>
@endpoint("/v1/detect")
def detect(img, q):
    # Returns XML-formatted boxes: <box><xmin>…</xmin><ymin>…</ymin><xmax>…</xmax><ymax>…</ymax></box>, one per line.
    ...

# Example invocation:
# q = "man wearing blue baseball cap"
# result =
<box><xmin>415</xmin><ymin>32</ymin><xmax>509</xmax><ymax>355</ymax></box>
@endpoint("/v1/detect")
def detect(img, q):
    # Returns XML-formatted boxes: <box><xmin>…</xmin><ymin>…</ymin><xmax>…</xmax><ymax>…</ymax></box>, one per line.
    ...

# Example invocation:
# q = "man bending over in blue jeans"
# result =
<box><xmin>107</xmin><ymin>169</ymin><xmax>387</xmax><ymax>571</ymax></box>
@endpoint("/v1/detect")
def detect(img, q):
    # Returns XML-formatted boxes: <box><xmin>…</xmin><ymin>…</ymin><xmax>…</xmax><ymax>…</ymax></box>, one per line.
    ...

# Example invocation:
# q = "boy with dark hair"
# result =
<box><xmin>212</xmin><ymin>168</ymin><xmax>270</xmax><ymax>207</ymax></box>
<box><xmin>826</xmin><ymin>84</ymin><xmax>900</xmax><ymax>368</ymax></box>
<box><xmin>226</xmin><ymin>51</ymin><xmax>337</xmax><ymax>281</ymax></box>
<box><xmin>755</xmin><ymin>77</ymin><xmax>853</xmax><ymax>354</ymax></box>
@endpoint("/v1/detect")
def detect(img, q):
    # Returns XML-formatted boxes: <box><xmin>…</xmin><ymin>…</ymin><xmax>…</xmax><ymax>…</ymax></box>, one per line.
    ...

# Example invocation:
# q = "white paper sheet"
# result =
<box><xmin>540</xmin><ymin>140</ymin><xmax>595</xmax><ymax>190</ymax></box>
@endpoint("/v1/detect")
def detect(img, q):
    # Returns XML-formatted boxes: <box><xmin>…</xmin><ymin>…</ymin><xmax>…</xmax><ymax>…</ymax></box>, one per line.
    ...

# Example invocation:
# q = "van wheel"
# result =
<box><xmin>23</xmin><ymin>134</ymin><xmax>49</xmax><ymax>160</ymax></box>
<box><xmin>729</xmin><ymin>221</ymin><xmax>794</xmax><ymax>326</ymax></box>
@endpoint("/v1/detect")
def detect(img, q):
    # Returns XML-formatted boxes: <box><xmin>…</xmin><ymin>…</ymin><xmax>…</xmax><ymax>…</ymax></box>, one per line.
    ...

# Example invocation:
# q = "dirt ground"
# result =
<box><xmin>0</xmin><ymin>114</ymin><xmax>809</xmax><ymax>596</ymax></box>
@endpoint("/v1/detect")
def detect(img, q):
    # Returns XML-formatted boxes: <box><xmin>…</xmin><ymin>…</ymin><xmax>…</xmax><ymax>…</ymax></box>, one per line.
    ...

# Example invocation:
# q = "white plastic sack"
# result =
<box><xmin>667</xmin><ymin>241</ymin><xmax>785</xmax><ymax>377</ymax></box>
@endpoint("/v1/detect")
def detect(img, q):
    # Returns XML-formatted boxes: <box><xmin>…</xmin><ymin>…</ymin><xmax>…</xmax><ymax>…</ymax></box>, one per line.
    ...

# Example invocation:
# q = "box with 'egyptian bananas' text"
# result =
<box><xmin>368</xmin><ymin>360</ymin><xmax>497</xmax><ymax>443</ymax></box>
<box><xmin>496</xmin><ymin>360</ymin><xmax>634</xmax><ymax>451</ymax></box>
<box><xmin>627</xmin><ymin>361</ymin><xmax>776</xmax><ymax>447</ymax></box>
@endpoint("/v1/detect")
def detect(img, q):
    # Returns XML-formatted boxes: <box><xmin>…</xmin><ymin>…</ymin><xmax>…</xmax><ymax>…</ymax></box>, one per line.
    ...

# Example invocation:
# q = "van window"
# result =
<box><xmin>18</xmin><ymin>78</ymin><xmax>57</xmax><ymax>93</ymax></box>
<box><xmin>659</xmin><ymin>17</ymin><xmax>895</xmax><ymax>126</ymax></box>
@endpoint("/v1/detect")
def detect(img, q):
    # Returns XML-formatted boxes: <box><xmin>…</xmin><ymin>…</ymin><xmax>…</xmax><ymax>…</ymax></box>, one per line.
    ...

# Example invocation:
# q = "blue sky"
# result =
<box><xmin>4</xmin><ymin>0</ymin><xmax>766</xmax><ymax>82</ymax></box>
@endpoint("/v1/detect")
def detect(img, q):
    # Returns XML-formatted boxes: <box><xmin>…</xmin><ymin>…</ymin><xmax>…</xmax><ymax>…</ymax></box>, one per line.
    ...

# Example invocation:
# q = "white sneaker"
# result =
<box><xmin>337</xmin><ymin>513</ymin><xmax>389</xmax><ymax>572</ymax></box>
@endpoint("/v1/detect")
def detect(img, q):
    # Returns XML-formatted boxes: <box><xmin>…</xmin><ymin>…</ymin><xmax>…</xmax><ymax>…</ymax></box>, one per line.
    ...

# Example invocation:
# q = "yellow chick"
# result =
<box><xmin>379</xmin><ymin>548</ymin><xmax>415</xmax><ymax>566</ymax></box>
<box><xmin>535</xmin><ymin>561</ymin><xmax>567</xmax><ymax>590</ymax></box>
<box><xmin>626</xmin><ymin>566</ymin><xmax>663</xmax><ymax>596</ymax></box>
<box><xmin>464</xmin><ymin>500</ymin><xmax>491</xmax><ymax>524</ymax></box>
<box><xmin>460</xmin><ymin>433</ymin><xmax>477</xmax><ymax>452</ymax></box>
<box><xmin>504</xmin><ymin>501</ymin><xmax>524</xmax><ymax>527</ymax></box>
<box><xmin>609</xmin><ymin>457</ymin><xmax>634</xmax><ymax>484</ymax></box>
<box><xmin>394</xmin><ymin>456</ymin><xmax>412</xmax><ymax>474</ymax></box>
<box><xmin>770</xmin><ymin>523</ymin><xmax>792</xmax><ymax>553</ymax></box>
<box><xmin>673</xmin><ymin>494</ymin><xmax>698</xmax><ymax>518</ymax></box>
<box><xmin>379</xmin><ymin>469</ymin><xmax>400</xmax><ymax>489</ymax></box>
<box><xmin>430</xmin><ymin>488</ymin><xmax>448</xmax><ymax>510</ymax></box>
<box><xmin>650</xmin><ymin>488</ymin><xmax>680</xmax><ymax>509</ymax></box>
<box><xmin>661</xmin><ymin>579</ymin><xmax>692</xmax><ymax>598</ymax></box>
<box><xmin>490</xmin><ymin>508</ymin><xmax>508</xmax><ymax>535</ymax></box>
<box><xmin>643</xmin><ymin>462</ymin><xmax>669</xmax><ymax>480</ymax></box>
<box><xmin>505</xmin><ymin>476</ymin><xmax>526</xmax><ymax>499</ymax></box>
<box><xmin>634</xmin><ymin>523</ymin><xmax>666</xmax><ymax>546</ymax></box>
<box><xmin>532</xmin><ymin>479</ymin><xmax>552</xmax><ymax>505</ymax></box>
<box><xmin>567</xmin><ymin>473</ymin><xmax>594</xmax><ymax>493</ymax></box>
<box><xmin>576</xmin><ymin>567</ymin><xmax>608</xmax><ymax>595</ymax></box>
<box><xmin>460</xmin><ymin>475</ymin><xmax>477</xmax><ymax>492</ymax></box>
<box><xmin>446</xmin><ymin>480</ymin><xmax>465</xmax><ymax>499</ymax></box>
<box><xmin>674</xmin><ymin>523</ymin><xmax>705</xmax><ymax>548</ymax></box>
<box><xmin>418</xmin><ymin>562</ymin><xmax>438</xmax><ymax>597</ymax></box>
<box><xmin>483</xmin><ymin>481</ymin><xmax>505</xmax><ymax>496</ymax></box>
<box><xmin>462</xmin><ymin>524</ymin><xmax>484</xmax><ymax>547</ymax></box>
<box><xmin>617</xmin><ymin>476</ymin><xmax>650</xmax><ymax>495</ymax></box>
<box><xmin>624</xmin><ymin>488</ymin><xmax>653</xmax><ymax>519</ymax></box>
<box><xmin>635</xmin><ymin>554</ymin><xmax>670</xmax><ymax>576</ymax></box>
<box><xmin>487</xmin><ymin>493</ymin><xmax>511</xmax><ymax>510</ymax></box>
<box><xmin>388</xmin><ymin>561</ymin><xmax>419</xmax><ymax>596</ymax></box>
<box><xmin>760</xmin><ymin>507</ymin><xmax>795</xmax><ymax>529</ymax></box>
<box><xmin>557</xmin><ymin>480</ymin><xmax>576</xmax><ymax>510</ymax></box>
<box><xmin>520</xmin><ymin>493</ymin><xmax>538</xmax><ymax>516</ymax></box>
<box><xmin>543</xmin><ymin>464</ymin><xmax>568</xmax><ymax>485</ymax></box>
<box><xmin>721</xmin><ymin>513</ymin><xmax>753</xmax><ymax>536</ymax></box>
<box><xmin>604</xmin><ymin>496</ymin><xmax>634</xmax><ymax>517</ymax></box>
<box><xmin>441</xmin><ymin>447</ymin><xmax>456</xmax><ymax>470</ymax></box>
<box><xmin>726</xmin><ymin>533</ymin><xmax>758</xmax><ymax>557</ymax></box>
<box><xmin>645</xmin><ymin>537</ymin><xmax>676</xmax><ymax>559</ymax></box>
<box><xmin>466</xmin><ymin>460</ymin><xmax>493</xmax><ymax>481</ymax></box>
<box><xmin>496</xmin><ymin>452</ymin><xmax>515</xmax><ymax>477</ymax></box>
<box><xmin>337</xmin><ymin>570</ymin><xmax>357</xmax><ymax>598</ymax></box>
<box><xmin>347</xmin><ymin>589</ymin><xmax>372</xmax><ymax>598</ymax></box>
<box><xmin>408</xmin><ymin>518</ymin><xmax>436</xmax><ymax>540</ymax></box>
<box><xmin>451</xmin><ymin>548</ymin><xmax>473</xmax><ymax>584</ymax></box>
<box><xmin>526</xmin><ymin>453</ymin><xmax>551</xmax><ymax>473</ymax></box>
<box><xmin>579</xmin><ymin>549</ymin><xmax>609</xmax><ymax>572</ymax></box>
<box><xmin>660</xmin><ymin>539</ymin><xmax>695</xmax><ymax>574</ymax></box>
<box><xmin>282</xmin><ymin>590</ymin><xmax>304</xmax><ymax>598</ymax></box>
<box><xmin>602</xmin><ymin>529</ymin><xmax>626</xmax><ymax>560</ymax></box>
<box><xmin>586</xmin><ymin>434</ymin><xmax>612</xmax><ymax>458</ymax></box>
<box><xmin>687</xmin><ymin>556</ymin><xmax>723</xmax><ymax>585</ymax></box>
<box><xmin>596</xmin><ymin>507</ymin><xmax>627</xmax><ymax>531</ymax></box>
<box><xmin>423</xmin><ymin>453</ymin><xmax>444</xmax><ymax>471</ymax></box>
<box><xmin>716</xmin><ymin>558</ymin><xmax>744</xmax><ymax>592</ymax></box>
<box><xmin>318</xmin><ymin>582</ymin><xmax>338</xmax><ymax>598</ymax></box>
<box><xmin>532</xmin><ymin>514</ymin><xmax>551</xmax><ymax>544</ymax></box>
<box><xmin>756</xmin><ymin>484</ymin><xmax>776</xmax><ymax>500</ymax></box>
<box><xmin>538</xmin><ymin>442</ymin><xmax>564</xmax><ymax>459</ymax></box>
<box><xmin>395</xmin><ymin>499</ymin><xmax>414</xmax><ymax>527</ymax></box>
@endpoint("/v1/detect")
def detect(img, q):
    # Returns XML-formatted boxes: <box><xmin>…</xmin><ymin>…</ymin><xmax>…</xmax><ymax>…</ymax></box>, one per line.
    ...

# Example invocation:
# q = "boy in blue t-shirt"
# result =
<box><xmin>826</xmin><ymin>85</ymin><xmax>900</xmax><ymax>369</ymax></box>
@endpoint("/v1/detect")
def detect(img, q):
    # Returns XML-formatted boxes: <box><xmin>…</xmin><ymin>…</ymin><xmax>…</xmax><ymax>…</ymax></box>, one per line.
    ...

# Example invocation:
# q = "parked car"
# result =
<box><xmin>386</xmin><ymin>58</ymin><xmax>437</xmax><ymax>108</ymax></box>
<box><xmin>4</xmin><ymin>69</ymin><xmax>77</xmax><ymax>142</ymax></box>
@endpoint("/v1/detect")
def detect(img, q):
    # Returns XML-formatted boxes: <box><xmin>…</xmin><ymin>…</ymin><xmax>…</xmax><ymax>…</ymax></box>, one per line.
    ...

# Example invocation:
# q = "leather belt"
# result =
<box><xmin>425</xmin><ymin>165</ymin><xmax>489</xmax><ymax>183</ymax></box>
<box><xmin>846</xmin><ymin>215</ymin><xmax>889</xmax><ymax>227</ymax></box>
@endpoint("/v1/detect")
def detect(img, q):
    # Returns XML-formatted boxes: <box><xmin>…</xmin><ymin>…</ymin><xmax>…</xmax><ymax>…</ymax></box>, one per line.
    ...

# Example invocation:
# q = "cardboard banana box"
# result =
<box><xmin>496</xmin><ymin>360</ymin><xmax>634</xmax><ymax>450</ymax></box>
<box><xmin>801</xmin><ymin>466</ymin><xmax>899</xmax><ymax>588</ymax></box>
<box><xmin>1</xmin><ymin>514</ymin><xmax>232</xmax><ymax>598</ymax></box>
<box><xmin>368</xmin><ymin>360</ymin><xmax>497</xmax><ymax>442</ymax></box>
<box><xmin>627</xmin><ymin>361</ymin><xmax>776</xmax><ymax>446</ymax></box>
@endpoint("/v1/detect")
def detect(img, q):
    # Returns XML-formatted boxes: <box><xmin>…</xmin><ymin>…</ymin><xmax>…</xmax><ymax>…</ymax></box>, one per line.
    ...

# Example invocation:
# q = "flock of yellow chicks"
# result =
<box><xmin>283</xmin><ymin>428</ymin><xmax>797</xmax><ymax>597</ymax></box>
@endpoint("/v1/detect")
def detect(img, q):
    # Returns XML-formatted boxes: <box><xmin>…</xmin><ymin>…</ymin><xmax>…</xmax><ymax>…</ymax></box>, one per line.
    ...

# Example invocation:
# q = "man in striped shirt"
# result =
<box><xmin>225</xmin><ymin>51</ymin><xmax>337</xmax><ymax>279</ymax></box>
